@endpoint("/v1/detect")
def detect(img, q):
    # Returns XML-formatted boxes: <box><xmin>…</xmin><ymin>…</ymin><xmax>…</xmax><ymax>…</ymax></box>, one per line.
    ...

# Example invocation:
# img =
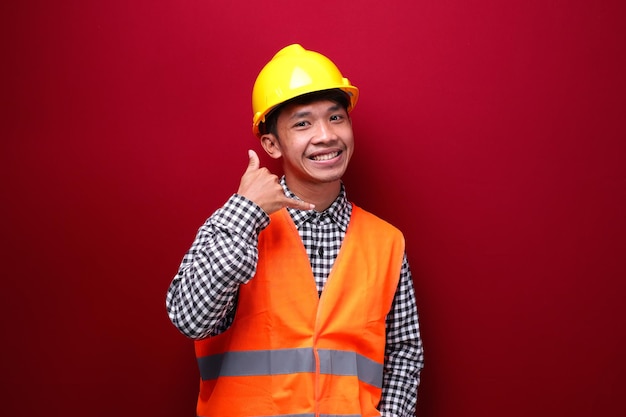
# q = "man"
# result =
<box><xmin>166</xmin><ymin>44</ymin><xmax>424</xmax><ymax>417</ymax></box>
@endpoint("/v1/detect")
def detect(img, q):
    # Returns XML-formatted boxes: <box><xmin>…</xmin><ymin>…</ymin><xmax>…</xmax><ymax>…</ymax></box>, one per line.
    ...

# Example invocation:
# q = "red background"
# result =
<box><xmin>2</xmin><ymin>1</ymin><xmax>625</xmax><ymax>416</ymax></box>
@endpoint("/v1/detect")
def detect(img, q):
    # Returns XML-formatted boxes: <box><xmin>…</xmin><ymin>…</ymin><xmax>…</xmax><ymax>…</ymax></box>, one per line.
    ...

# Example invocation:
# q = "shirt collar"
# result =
<box><xmin>281</xmin><ymin>176</ymin><xmax>351</xmax><ymax>232</ymax></box>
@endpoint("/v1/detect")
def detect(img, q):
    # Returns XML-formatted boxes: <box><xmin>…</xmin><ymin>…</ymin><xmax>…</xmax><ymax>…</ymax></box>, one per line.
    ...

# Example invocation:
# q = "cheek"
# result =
<box><xmin>345</xmin><ymin>147</ymin><xmax>354</xmax><ymax>162</ymax></box>
<box><xmin>344</xmin><ymin>133</ymin><xmax>355</xmax><ymax>153</ymax></box>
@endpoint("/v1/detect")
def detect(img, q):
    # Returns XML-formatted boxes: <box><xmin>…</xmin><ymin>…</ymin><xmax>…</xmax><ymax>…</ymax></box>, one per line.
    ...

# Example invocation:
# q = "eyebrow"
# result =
<box><xmin>288</xmin><ymin>103</ymin><xmax>342</xmax><ymax>120</ymax></box>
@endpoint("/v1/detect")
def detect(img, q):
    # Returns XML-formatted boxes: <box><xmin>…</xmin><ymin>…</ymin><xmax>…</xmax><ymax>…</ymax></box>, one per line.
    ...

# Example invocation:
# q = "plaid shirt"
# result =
<box><xmin>167</xmin><ymin>179</ymin><xmax>424</xmax><ymax>416</ymax></box>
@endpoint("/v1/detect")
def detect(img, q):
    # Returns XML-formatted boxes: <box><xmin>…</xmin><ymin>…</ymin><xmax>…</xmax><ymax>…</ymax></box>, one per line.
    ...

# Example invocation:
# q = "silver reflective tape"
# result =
<box><xmin>199</xmin><ymin>415</ymin><xmax>320</xmax><ymax>417</ymax></box>
<box><xmin>198</xmin><ymin>348</ymin><xmax>314</xmax><ymax>380</ymax></box>
<box><xmin>198</xmin><ymin>347</ymin><xmax>383</xmax><ymax>388</ymax></box>
<box><xmin>199</xmin><ymin>414</ymin><xmax>362</xmax><ymax>417</ymax></box>
<box><xmin>318</xmin><ymin>349</ymin><xmax>383</xmax><ymax>388</ymax></box>
<box><xmin>199</xmin><ymin>414</ymin><xmax>363</xmax><ymax>417</ymax></box>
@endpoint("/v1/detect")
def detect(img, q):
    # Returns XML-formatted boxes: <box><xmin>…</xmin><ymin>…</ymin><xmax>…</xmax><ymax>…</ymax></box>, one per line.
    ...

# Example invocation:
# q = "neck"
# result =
<box><xmin>284</xmin><ymin>178</ymin><xmax>341</xmax><ymax>212</ymax></box>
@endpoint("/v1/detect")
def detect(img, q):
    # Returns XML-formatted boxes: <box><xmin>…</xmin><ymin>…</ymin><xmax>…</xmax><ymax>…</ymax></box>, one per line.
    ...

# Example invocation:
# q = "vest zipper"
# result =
<box><xmin>313</xmin><ymin>265</ymin><xmax>335</xmax><ymax>417</ymax></box>
<box><xmin>313</xmin><ymin>345</ymin><xmax>321</xmax><ymax>417</ymax></box>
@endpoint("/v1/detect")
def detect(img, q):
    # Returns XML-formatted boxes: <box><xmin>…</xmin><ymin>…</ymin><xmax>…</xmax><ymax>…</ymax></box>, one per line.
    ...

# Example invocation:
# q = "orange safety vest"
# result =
<box><xmin>195</xmin><ymin>204</ymin><xmax>405</xmax><ymax>417</ymax></box>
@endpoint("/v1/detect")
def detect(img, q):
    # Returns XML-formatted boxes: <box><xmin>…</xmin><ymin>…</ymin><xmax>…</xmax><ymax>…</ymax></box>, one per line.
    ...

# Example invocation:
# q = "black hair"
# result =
<box><xmin>258</xmin><ymin>89</ymin><xmax>350</xmax><ymax>137</ymax></box>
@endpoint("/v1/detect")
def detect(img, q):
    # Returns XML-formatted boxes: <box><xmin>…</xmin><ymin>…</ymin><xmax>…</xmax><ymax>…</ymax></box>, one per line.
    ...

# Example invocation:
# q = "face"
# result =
<box><xmin>262</xmin><ymin>99</ymin><xmax>354</xmax><ymax>189</ymax></box>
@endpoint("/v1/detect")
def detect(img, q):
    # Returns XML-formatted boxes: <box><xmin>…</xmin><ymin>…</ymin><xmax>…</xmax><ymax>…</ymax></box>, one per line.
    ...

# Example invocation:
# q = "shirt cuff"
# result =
<box><xmin>211</xmin><ymin>194</ymin><xmax>270</xmax><ymax>239</ymax></box>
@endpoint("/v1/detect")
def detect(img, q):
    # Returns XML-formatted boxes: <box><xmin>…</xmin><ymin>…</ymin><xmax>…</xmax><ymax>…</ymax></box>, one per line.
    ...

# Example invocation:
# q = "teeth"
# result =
<box><xmin>311</xmin><ymin>151</ymin><xmax>339</xmax><ymax>161</ymax></box>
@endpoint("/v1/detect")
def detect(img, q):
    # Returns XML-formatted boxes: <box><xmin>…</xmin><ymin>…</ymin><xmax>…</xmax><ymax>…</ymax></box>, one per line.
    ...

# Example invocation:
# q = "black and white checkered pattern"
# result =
<box><xmin>284</xmin><ymin>184</ymin><xmax>349</xmax><ymax>295</ymax></box>
<box><xmin>166</xmin><ymin>178</ymin><xmax>424</xmax><ymax>416</ymax></box>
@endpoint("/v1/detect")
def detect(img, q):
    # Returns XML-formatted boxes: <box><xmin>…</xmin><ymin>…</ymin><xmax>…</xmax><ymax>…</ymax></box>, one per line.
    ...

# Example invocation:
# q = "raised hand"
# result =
<box><xmin>237</xmin><ymin>150</ymin><xmax>315</xmax><ymax>214</ymax></box>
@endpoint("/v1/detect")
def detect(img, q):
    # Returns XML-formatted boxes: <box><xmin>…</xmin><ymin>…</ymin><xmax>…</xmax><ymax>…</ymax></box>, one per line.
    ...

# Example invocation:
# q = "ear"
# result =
<box><xmin>260</xmin><ymin>133</ymin><xmax>282</xmax><ymax>159</ymax></box>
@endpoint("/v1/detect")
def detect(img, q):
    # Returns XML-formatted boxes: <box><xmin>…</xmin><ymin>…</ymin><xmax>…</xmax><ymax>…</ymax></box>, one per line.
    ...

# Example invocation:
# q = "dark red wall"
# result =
<box><xmin>3</xmin><ymin>1</ymin><xmax>625</xmax><ymax>416</ymax></box>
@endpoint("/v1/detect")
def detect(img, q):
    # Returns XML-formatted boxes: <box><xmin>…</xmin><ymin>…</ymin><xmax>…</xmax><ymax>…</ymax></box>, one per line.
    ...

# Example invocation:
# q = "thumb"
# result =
<box><xmin>246</xmin><ymin>149</ymin><xmax>260</xmax><ymax>172</ymax></box>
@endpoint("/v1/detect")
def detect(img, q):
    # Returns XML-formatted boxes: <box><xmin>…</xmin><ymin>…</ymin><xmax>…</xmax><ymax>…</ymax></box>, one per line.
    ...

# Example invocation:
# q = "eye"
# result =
<box><xmin>293</xmin><ymin>120</ymin><xmax>310</xmax><ymax>128</ymax></box>
<box><xmin>329</xmin><ymin>114</ymin><xmax>344</xmax><ymax>122</ymax></box>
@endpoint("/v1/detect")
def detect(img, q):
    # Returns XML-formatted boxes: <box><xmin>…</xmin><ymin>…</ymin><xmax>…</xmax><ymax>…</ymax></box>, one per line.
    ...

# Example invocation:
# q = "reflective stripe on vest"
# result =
<box><xmin>198</xmin><ymin>414</ymin><xmax>362</xmax><ymax>417</ymax></box>
<box><xmin>198</xmin><ymin>347</ymin><xmax>384</xmax><ymax>388</ymax></box>
<box><xmin>199</xmin><ymin>414</ymin><xmax>362</xmax><ymax>417</ymax></box>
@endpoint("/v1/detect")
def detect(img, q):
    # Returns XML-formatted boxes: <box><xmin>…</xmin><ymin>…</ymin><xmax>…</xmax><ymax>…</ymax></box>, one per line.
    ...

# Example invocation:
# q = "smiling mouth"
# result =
<box><xmin>309</xmin><ymin>151</ymin><xmax>341</xmax><ymax>161</ymax></box>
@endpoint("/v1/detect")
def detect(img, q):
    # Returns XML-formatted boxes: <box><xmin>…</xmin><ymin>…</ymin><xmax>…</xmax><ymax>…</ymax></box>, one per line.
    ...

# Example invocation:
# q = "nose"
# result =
<box><xmin>313</xmin><ymin>120</ymin><xmax>338</xmax><ymax>143</ymax></box>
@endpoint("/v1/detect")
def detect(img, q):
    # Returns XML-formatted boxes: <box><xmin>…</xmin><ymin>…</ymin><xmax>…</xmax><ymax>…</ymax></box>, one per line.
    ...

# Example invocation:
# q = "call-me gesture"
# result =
<box><xmin>237</xmin><ymin>150</ymin><xmax>315</xmax><ymax>214</ymax></box>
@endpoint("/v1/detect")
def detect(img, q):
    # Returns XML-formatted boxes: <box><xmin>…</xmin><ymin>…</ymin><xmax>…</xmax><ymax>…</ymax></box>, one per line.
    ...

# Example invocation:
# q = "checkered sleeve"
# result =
<box><xmin>166</xmin><ymin>194</ymin><xmax>270</xmax><ymax>339</ymax></box>
<box><xmin>379</xmin><ymin>254</ymin><xmax>425</xmax><ymax>417</ymax></box>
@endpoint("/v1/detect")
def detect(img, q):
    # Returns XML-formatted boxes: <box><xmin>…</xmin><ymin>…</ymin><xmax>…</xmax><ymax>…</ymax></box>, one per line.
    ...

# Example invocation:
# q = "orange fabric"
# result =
<box><xmin>195</xmin><ymin>204</ymin><xmax>405</xmax><ymax>417</ymax></box>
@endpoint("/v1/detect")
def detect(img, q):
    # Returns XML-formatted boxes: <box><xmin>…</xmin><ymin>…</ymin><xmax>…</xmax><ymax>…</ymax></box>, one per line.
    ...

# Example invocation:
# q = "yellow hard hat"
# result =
<box><xmin>252</xmin><ymin>44</ymin><xmax>359</xmax><ymax>137</ymax></box>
